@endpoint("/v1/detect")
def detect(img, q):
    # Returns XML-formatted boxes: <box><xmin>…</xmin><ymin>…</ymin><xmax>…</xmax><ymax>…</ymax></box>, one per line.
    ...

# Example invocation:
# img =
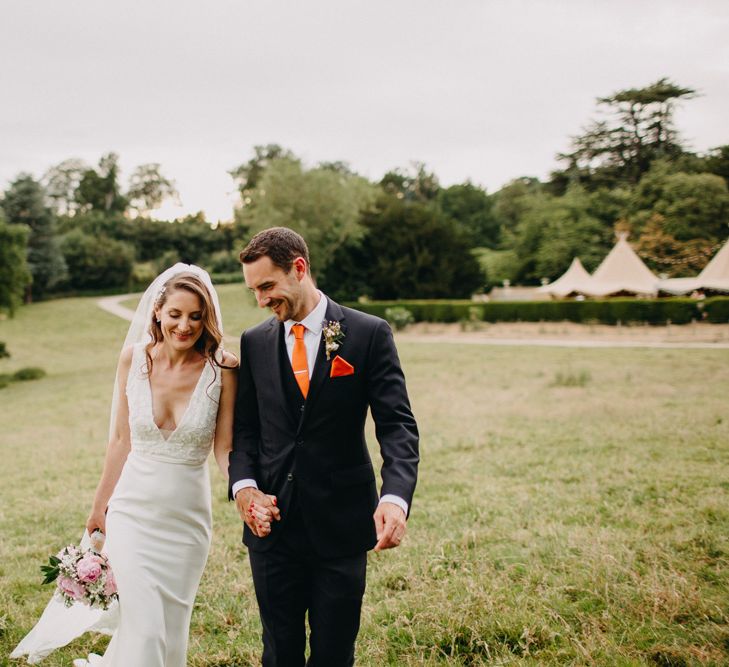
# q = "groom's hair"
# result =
<box><xmin>239</xmin><ymin>227</ymin><xmax>310</xmax><ymax>273</ymax></box>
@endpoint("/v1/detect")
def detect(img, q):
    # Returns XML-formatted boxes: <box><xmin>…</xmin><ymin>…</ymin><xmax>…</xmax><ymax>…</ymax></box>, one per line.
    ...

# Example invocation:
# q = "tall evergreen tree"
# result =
<box><xmin>2</xmin><ymin>174</ymin><xmax>66</xmax><ymax>299</ymax></box>
<box><xmin>0</xmin><ymin>211</ymin><xmax>31</xmax><ymax>315</ymax></box>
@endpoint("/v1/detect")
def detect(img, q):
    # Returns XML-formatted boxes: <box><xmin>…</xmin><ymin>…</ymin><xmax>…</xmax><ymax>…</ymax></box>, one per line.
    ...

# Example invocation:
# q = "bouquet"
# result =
<box><xmin>40</xmin><ymin>530</ymin><xmax>118</xmax><ymax>610</ymax></box>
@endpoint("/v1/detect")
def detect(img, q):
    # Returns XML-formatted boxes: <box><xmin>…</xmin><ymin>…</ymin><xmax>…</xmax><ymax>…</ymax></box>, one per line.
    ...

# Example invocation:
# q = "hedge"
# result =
<box><xmin>345</xmin><ymin>297</ymin><xmax>729</xmax><ymax>325</ymax></box>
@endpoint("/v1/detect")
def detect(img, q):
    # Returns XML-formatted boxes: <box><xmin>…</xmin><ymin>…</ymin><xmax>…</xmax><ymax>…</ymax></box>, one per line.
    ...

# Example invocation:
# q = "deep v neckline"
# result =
<box><xmin>146</xmin><ymin>358</ymin><xmax>209</xmax><ymax>441</ymax></box>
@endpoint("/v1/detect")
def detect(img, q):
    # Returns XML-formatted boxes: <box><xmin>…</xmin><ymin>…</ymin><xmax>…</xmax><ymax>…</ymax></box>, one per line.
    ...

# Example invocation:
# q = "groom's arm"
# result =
<box><xmin>366</xmin><ymin>318</ymin><xmax>419</xmax><ymax>535</ymax></box>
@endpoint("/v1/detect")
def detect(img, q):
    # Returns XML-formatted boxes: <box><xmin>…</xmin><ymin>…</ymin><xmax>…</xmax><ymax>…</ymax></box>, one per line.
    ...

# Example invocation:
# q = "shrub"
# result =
<box><xmin>346</xmin><ymin>298</ymin><xmax>704</xmax><ymax>325</ymax></box>
<box><xmin>61</xmin><ymin>229</ymin><xmax>134</xmax><ymax>290</ymax></box>
<box><xmin>704</xmin><ymin>296</ymin><xmax>729</xmax><ymax>323</ymax></box>
<box><xmin>384</xmin><ymin>307</ymin><xmax>415</xmax><ymax>331</ymax></box>
<box><xmin>0</xmin><ymin>373</ymin><xmax>11</xmax><ymax>389</ymax></box>
<box><xmin>13</xmin><ymin>367</ymin><xmax>46</xmax><ymax>381</ymax></box>
<box><xmin>552</xmin><ymin>369</ymin><xmax>591</xmax><ymax>387</ymax></box>
<box><xmin>0</xmin><ymin>341</ymin><xmax>9</xmax><ymax>359</ymax></box>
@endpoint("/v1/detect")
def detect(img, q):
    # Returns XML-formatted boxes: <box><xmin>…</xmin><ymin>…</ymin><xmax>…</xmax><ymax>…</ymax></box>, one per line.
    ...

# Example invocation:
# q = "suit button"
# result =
<box><xmin>296</xmin><ymin>438</ymin><xmax>304</xmax><ymax>446</ymax></box>
<box><xmin>287</xmin><ymin>473</ymin><xmax>294</xmax><ymax>482</ymax></box>
<box><xmin>299</xmin><ymin>405</ymin><xmax>305</xmax><ymax>412</ymax></box>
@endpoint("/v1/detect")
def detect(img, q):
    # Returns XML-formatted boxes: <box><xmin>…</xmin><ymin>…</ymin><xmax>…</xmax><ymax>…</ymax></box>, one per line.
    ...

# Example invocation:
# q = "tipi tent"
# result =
<box><xmin>538</xmin><ymin>257</ymin><xmax>592</xmax><ymax>297</ymax></box>
<box><xmin>579</xmin><ymin>232</ymin><xmax>659</xmax><ymax>297</ymax></box>
<box><xmin>659</xmin><ymin>239</ymin><xmax>729</xmax><ymax>295</ymax></box>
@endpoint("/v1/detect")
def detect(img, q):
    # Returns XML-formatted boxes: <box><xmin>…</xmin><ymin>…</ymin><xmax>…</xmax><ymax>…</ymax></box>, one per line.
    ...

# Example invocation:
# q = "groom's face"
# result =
<box><xmin>243</xmin><ymin>255</ymin><xmax>305</xmax><ymax>322</ymax></box>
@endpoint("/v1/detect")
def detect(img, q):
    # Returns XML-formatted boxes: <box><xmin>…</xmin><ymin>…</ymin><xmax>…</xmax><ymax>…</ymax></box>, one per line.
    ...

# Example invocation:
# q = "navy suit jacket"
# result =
<box><xmin>229</xmin><ymin>298</ymin><xmax>419</xmax><ymax>558</ymax></box>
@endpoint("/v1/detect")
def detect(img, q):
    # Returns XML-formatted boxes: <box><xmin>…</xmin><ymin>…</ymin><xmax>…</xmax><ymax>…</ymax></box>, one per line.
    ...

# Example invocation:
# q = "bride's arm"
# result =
<box><xmin>85</xmin><ymin>346</ymin><xmax>133</xmax><ymax>535</ymax></box>
<box><xmin>213</xmin><ymin>352</ymin><xmax>239</xmax><ymax>479</ymax></box>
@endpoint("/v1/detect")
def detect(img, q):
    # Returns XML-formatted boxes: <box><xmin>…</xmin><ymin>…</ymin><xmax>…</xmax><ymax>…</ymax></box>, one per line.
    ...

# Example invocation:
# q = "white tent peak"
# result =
<box><xmin>538</xmin><ymin>257</ymin><xmax>592</xmax><ymax>297</ymax></box>
<box><xmin>582</xmin><ymin>233</ymin><xmax>659</xmax><ymax>296</ymax></box>
<box><xmin>658</xmin><ymin>238</ymin><xmax>729</xmax><ymax>294</ymax></box>
<box><xmin>699</xmin><ymin>238</ymin><xmax>729</xmax><ymax>281</ymax></box>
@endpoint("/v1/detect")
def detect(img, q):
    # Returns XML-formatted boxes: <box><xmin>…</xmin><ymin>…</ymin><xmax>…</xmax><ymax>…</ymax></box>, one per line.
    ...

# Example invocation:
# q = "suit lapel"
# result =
<box><xmin>299</xmin><ymin>299</ymin><xmax>346</xmax><ymax>426</ymax></box>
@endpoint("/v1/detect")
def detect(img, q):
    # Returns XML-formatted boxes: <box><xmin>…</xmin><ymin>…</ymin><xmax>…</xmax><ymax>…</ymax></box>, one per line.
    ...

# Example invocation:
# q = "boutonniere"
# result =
<box><xmin>322</xmin><ymin>320</ymin><xmax>345</xmax><ymax>361</ymax></box>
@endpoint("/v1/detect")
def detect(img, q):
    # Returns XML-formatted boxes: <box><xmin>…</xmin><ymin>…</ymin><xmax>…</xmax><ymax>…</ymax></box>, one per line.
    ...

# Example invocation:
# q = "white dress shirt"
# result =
<box><xmin>232</xmin><ymin>292</ymin><xmax>408</xmax><ymax>515</ymax></box>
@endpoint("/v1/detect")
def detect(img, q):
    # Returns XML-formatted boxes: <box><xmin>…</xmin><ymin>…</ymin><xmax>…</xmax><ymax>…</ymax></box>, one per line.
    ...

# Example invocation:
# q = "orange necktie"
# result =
<box><xmin>291</xmin><ymin>323</ymin><xmax>309</xmax><ymax>398</ymax></box>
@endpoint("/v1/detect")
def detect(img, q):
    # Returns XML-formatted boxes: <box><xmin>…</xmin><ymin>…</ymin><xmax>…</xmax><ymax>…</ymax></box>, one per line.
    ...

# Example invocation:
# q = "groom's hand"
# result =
<box><xmin>373</xmin><ymin>502</ymin><xmax>407</xmax><ymax>551</ymax></box>
<box><xmin>235</xmin><ymin>488</ymin><xmax>280</xmax><ymax>537</ymax></box>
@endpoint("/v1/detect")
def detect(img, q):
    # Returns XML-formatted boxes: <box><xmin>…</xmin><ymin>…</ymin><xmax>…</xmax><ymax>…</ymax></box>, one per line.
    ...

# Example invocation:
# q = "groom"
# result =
<box><xmin>229</xmin><ymin>227</ymin><xmax>419</xmax><ymax>666</ymax></box>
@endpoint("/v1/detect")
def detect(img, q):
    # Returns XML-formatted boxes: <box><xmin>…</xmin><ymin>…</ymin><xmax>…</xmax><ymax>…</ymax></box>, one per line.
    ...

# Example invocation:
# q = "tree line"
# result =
<box><xmin>2</xmin><ymin>78</ymin><xmax>728</xmax><ymax>315</ymax></box>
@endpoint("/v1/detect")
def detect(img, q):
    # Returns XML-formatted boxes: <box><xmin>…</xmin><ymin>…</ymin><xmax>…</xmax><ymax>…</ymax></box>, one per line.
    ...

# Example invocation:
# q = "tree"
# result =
<box><xmin>127</xmin><ymin>163</ymin><xmax>179</xmax><ymax>215</ymax></box>
<box><xmin>655</xmin><ymin>173</ymin><xmax>729</xmax><ymax>241</ymax></box>
<box><xmin>380</xmin><ymin>162</ymin><xmax>440</xmax><ymax>202</ymax></box>
<box><xmin>556</xmin><ymin>78</ymin><xmax>696</xmax><ymax>188</ymax></box>
<box><xmin>43</xmin><ymin>158</ymin><xmax>88</xmax><ymax>215</ymax></box>
<box><xmin>0</xmin><ymin>212</ymin><xmax>31</xmax><ymax>315</ymax></box>
<box><xmin>240</xmin><ymin>157</ymin><xmax>377</xmax><ymax>277</ymax></box>
<box><xmin>76</xmin><ymin>152</ymin><xmax>127</xmax><ymax>213</ymax></box>
<box><xmin>60</xmin><ymin>229</ymin><xmax>134</xmax><ymax>289</ymax></box>
<box><xmin>2</xmin><ymin>174</ymin><xmax>66</xmax><ymax>299</ymax></box>
<box><xmin>230</xmin><ymin>144</ymin><xmax>299</xmax><ymax>204</ymax></box>
<box><xmin>634</xmin><ymin>213</ymin><xmax>715</xmax><ymax>277</ymax></box>
<box><xmin>507</xmin><ymin>186</ymin><xmax>611</xmax><ymax>283</ymax></box>
<box><xmin>703</xmin><ymin>145</ymin><xmax>729</xmax><ymax>187</ymax></box>
<box><xmin>628</xmin><ymin>162</ymin><xmax>729</xmax><ymax>241</ymax></box>
<box><xmin>341</xmin><ymin>195</ymin><xmax>483</xmax><ymax>299</ymax></box>
<box><xmin>438</xmin><ymin>182</ymin><xmax>499</xmax><ymax>247</ymax></box>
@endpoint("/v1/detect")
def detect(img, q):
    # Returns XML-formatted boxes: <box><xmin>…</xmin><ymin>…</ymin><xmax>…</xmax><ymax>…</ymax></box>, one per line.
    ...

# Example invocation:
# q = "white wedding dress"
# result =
<box><xmin>13</xmin><ymin>342</ymin><xmax>221</xmax><ymax>666</ymax></box>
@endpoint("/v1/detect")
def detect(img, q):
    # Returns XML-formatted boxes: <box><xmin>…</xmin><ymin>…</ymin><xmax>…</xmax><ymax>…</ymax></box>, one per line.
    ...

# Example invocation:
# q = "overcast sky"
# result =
<box><xmin>2</xmin><ymin>0</ymin><xmax>727</xmax><ymax>222</ymax></box>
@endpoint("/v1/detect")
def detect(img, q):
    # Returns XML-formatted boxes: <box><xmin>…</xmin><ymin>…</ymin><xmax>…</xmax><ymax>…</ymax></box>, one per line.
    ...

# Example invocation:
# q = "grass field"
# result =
<box><xmin>1</xmin><ymin>285</ymin><xmax>728</xmax><ymax>665</ymax></box>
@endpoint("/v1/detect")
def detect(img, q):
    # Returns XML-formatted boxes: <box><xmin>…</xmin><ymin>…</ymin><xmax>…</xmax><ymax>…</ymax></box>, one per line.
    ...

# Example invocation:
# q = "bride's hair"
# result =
<box><xmin>145</xmin><ymin>272</ymin><xmax>233</xmax><ymax>375</ymax></box>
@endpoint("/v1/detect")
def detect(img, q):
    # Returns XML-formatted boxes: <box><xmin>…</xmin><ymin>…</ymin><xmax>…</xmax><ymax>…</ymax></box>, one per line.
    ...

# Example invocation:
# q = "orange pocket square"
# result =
<box><xmin>330</xmin><ymin>355</ymin><xmax>355</xmax><ymax>378</ymax></box>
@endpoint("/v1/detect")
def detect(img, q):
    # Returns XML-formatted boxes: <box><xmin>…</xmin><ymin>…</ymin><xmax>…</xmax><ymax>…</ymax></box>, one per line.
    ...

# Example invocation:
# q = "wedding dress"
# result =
<box><xmin>13</xmin><ymin>342</ymin><xmax>221</xmax><ymax>666</ymax></box>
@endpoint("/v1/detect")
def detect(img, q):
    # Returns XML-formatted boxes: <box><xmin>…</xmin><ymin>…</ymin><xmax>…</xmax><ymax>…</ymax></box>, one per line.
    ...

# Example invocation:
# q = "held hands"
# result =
<box><xmin>373</xmin><ymin>502</ymin><xmax>407</xmax><ymax>552</ymax></box>
<box><xmin>235</xmin><ymin>487</ymin><xmax>280</xmax><ymax>538</ymax></box>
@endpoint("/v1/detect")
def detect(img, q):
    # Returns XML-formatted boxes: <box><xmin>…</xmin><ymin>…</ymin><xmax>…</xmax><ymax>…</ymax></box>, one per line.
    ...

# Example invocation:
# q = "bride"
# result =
<box><xmin>12</xmin><ymin>264</ymin><xmax>271</xmax><ymax>665</ymax></box>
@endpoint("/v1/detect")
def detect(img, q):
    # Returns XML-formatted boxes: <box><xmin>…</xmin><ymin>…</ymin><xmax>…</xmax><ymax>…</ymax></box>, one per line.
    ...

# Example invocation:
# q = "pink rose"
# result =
<box><xmin>103</xmin><ymin>568</ymin><xmax>117</xmax><ymax>596</ymax></box>
<box><xmin>76</xmin><ymin>553</ymin><xmax>104</xmax><ymax>583</ymax></box>
<box><xmin>58</xmin><ymin>576</ymin><xmax>86</xmax><ymax>600</ymax></box>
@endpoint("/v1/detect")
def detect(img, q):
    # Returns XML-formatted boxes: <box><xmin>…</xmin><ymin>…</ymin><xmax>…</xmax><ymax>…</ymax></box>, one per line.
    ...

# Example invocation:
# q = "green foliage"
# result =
<box><xmin>60</xmin><ymin>229</ymin><xmax>134</xmax><ymax>290</ymax></box>
<box><xmin>474</xmin><ymin>247</ymin><xmax>520</xmax><ymax>289</ymax></box>
<box><xmin>206</xmin><ymin>250</ymin><xmax>241</xmax><ymax>274</ymax></box>
<box><xmin>513</xmin><ymin>186</ymin><xmax>612</xmax><ymax>283</ymax></box>
<box><xmin>0</xmin><ymin>341</ymin><xmax>9</xmax><ymax>358</ymax></box>
<box><xmin>240</xmin><ymin>157</ymin><xmax>377</xmax><ymax>278</ymax></box>
<box><xmin>557</xmin><ymin>78</ymin><xmax>695</xmax><ymax>188</ymax></box>
<box><xmin>384</xmin><ymin>306</ymin><xmax>415</xmax><ymax>331</ymax></box>
<box><xmin>349</xmin><ymin>298</ymin><xmax>705</xmax><ymax>325</ymax></box>
<box><xmin>75</xmin><ymin>153</ymin><xmax>127</xmax><ymax>213</ymax></box>
<box><xmin>347</xmin><ymin>300</ymin><xmax>478</xmax><ymax>323</ymax></box>
<box><xmin>655</xmin><ymin>173</ymin><xmax>729</xmax><ymax>241</ymax></box>
<box><xmin>552</xmin><ymin>368</ymin><xmax>591</xmax><ymax>387</ymax></box>
<box><xmin>438</xmin><ymin>181</ymin><xmax>499</xmax><ymax>247</ymax></box>
<box><xmin>704</xmin><ymin>297</ymin><xmax>729</xmax><ymax>323</ymax></box>
<box><xmin>0</xmin><ymin>366</ymin><xmax>47</xmax><ymax>384</ymax></box>
<box><xmin>345</xmin><ymin>195</ymin><xmax>483</xmax><ymax>299</ymax></box>
<box><xmin>380</xmin><ymin>162</ymin><xmax>440</xmax><ymax>202</ymax></box>
<box><xmin>127</xmin><ymin>163</ymin><xmax>179</xmax><ymax>215</ymax></box>
<box><xmin>2</xmin><ymin>174</ymin><xmax>67</xmax><ymax>298</ymax></box>
<box><xmin>0</xmin><ymin>215</ymin><xmax>31</xmax><ymax>315</ymax></box>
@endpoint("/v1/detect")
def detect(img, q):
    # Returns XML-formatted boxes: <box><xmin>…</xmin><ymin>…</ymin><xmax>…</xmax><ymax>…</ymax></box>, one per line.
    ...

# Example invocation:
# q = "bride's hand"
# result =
<box><xmin>86</xmin><ymin>508</ymin><xmax>107</xmax><ymax>536</ymax></box>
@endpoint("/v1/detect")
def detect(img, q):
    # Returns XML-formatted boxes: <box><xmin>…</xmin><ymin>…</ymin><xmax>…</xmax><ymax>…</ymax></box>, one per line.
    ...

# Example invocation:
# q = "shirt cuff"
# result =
<box><xmin>231</xmin><ymin>479</ymin><xmax>258</xmax><ymax>498</ymax></box>
<box><xmin>379</xmin><ymin>494</ymin><xmax>408</xmax><ymax>516</ymax></box>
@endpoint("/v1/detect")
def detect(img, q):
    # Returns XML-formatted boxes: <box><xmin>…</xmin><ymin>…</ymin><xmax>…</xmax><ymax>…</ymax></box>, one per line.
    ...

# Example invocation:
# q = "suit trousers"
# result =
<box><xmin>248</xmin><ymin>489</ymin><xmax>367</xmax><ymax>667</ymax></box>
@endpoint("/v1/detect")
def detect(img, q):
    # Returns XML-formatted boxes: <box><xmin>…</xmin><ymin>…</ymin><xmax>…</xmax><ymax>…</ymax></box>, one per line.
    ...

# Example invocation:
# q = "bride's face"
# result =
<box><xmin>155</xmin><ymin>289</ymin><xmax>204</xmax><ymax>351</ymax></box>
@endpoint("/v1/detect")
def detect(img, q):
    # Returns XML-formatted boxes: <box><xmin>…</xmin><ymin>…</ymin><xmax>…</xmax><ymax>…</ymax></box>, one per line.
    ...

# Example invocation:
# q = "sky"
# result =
<box><xmin>1</xmin><ymin>0</ymin><xmax>728</xmax><ymax>223</ymax></box>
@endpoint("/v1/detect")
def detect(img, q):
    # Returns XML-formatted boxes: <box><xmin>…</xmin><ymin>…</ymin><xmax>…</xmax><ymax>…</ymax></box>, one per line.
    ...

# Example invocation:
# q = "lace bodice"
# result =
<box><xmin>126</xmin><ymin>343</ymin><xmax>221</xmax><ymax>464</ymax></box>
